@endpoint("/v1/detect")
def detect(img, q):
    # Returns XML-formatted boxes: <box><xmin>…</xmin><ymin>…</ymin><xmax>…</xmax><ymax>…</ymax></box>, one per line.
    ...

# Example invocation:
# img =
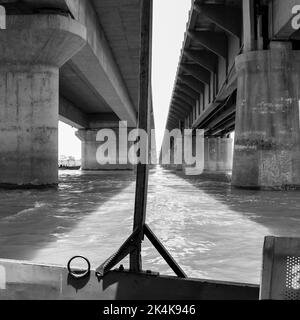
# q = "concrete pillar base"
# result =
<box><xmin>160</xmin><ymin>164</ymin><xmax>182</xmax><ymax>171</ymax></box>
<box><xmin>182</xmin><ymin>132</ymin><xmax>205</xmax><ymax>176</ymax></box>
<box><xmin>198</xmin><ymin>172</ymin><xmax>232</xmax><ymax>183</ymax></box>
<box><xmin>183</xmin><ymin>166</ymin><xmax>204</xmax><ymax>176</ymax></box>
<box><xmin>203</xmin><ymin>138</ymin><xmax>233</xmax><ymax>174</ymax></box>
<box><xmin>232</xmin><ymin>42</ymin><xmax>300</xmax><ymax>190</ymax></box>
<box><xmin>76</xmin><ymin>127</ymin><xmax>134</xmax><ymax>171</ymax></box>
<box><xmin>160</xmin><ymin>135</ymin><xmax>183</xmax><ymax>171</ymax></box>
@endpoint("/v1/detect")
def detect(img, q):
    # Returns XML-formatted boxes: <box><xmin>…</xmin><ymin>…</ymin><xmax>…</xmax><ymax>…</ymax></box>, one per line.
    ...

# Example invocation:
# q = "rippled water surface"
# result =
<box><xmin>0</xmin><ymin>166</ymin><xmax>300</xmax><ymax>284</ymax></box>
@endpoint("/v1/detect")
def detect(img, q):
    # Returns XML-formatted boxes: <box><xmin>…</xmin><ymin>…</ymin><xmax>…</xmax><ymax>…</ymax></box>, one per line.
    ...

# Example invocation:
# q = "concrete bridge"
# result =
<box><xmin>0</xmin><ymin>0</ymin><xmax>147</xmax><ymax>187</ymax></box>
<box><xmin>164</xmin><ymin>0</ymin><xmax>300</xmax><ymax>190</ymax></box>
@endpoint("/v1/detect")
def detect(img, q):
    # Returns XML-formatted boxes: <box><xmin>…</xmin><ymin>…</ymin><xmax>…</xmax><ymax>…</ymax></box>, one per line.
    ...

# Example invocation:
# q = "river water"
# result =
<box><xmin>0</xmin><ymin>166</ymin><xmax>300</xmax><ymax>285</ymax></box>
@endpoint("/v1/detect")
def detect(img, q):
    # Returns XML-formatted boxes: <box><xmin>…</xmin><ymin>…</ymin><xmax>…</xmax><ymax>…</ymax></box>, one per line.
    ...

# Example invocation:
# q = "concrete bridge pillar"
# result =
<box><xmin>164</xmin><ymin>141</ymin><xmax>176</xmax><ymax>170</ymax></box>
<box><xmin>172</xmin><ymin>136</ymin><xmax>184</xmax><ymax>171</ymax></box>
<box><xmin>183</xmin><ymin>133</ymin><xmax>205</xmax><ymax>175</ymax></box>
<box><xmin>232</xmin><ymin>42</ymin><xmax>300</xmax><ymax>190</ymax></box>
<box><xmin>160</xmin><ymin>134</ymin><xmax>183</xmax><ymax>171</ymax></box>
<box><xmin>0</xmin><ymin>15</ymin><xmax>86</xmax><ymax>187</ymax></box>
<box><xmin>204</xmin><ymin>138</ymin><xmax>233</xmax><ymax>174</ymax></box>
<box><xmin>76</xmin><ymin>125</ymin><xmax>134</xmax><ymax>171</ymax></box>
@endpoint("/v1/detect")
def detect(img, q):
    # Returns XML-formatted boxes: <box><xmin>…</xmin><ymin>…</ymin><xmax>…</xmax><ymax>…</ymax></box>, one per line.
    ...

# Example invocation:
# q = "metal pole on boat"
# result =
<box><xmin>95</xmin><ymin>0</ymin><xmax>186</xmax><ymax>279</ymax></box>
<box><xmin>129</xmin><ymin>0</ymin><xmax>153</xmax><ymax>272</ymax></box>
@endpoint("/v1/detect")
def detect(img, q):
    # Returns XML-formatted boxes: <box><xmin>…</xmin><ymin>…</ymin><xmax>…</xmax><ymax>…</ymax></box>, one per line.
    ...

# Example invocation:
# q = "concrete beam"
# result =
<box><xmin>173</xmin><ymin>91</ymin><xmax>196</xmax><ymax>107</ymax></box>
<box><xmin>87</xmin><ymin>113</ymin><xmax>120</xmax><ymax>129</ymax></box>
<box><xmin>242</xmin><ymin>0</ymin><xmax>256</xmax><ymax>52</ymax></box>
<box><xmin>59</xmin><ymin>98</ymin><xmax>121</xmax><ymax>130</ymax></box>
<box><xmin>171</xmin><ymin>102</ymin><xmax>189</xmax><ymax>113</ymax></box>
<box><xmin>197</xmin><ymin>93</ymin><xmax>236</xmax><ymax>129</ymax></box>
<box><xmin>2</xmin><ymin>0</ymin><xmax>70</xmax><ymax>13</ymax></box>
<box><xmin>209</xmin><ymin>118</ymin><xmax>235</xmax><ymax>137</ymax></box>
<box><xmin>194</xmin><ymin>3</ymin><xmax>242</xmax><ymax>39</ymax></box>
<box><xmin>59</xmin><ymin>96</ymin><xmax>89</xmax><ymax>129</ymax></box>
<box><xmin>184</xmin><ymin>49</ymin><xmax>218</xmax><ymax>73</ymax></box>
<box><xmin>180</xmin><ymin>63</ymin><xmax>211</xmax><ymax>85</ymax></box>
<box><xmin>187</xmin><ymin>31</ymin><xmax>228</xmax><ymax>59</ymax></box>
<box><xmin>169</xmin><ymin>112</ymin><xmax>184</xmax><ymax>121</ymax></box>
<box><xmin>166</xmin><ymin>116</ymin><xmax>176</xmax><ymax>125</ymax></box>
<box><xmin>192</xmin><ymin>73</ymin><xmax>237</xmax><ymax>130</ymax></box>
<box><xmin>207</xmin><ymin>114</ymin><xmax>236</xmax><ymax>136</ymax></box>
<box><xmin>169</xmin><ymin>107</ymin><xmax>186</xmax><ymax>119</ymax></box>
<box><xmin>63</xmin><ymin>0</ymin><xmax>137</xmax><ymax>126</ymax></box>
<box><xmin>4</xmin><ymin>0</ymin><xmax>138</xmax><ymax>126</ymax></box>
<box><xmin>172</xmin><ymin>101</ymin><xmax>193</xmax><ymax>113</ymax></box>
<box><xmin>173</xmin><ymin>96</ymin><xmax>194</xmax><ymax>109</ymax></box>
<box><xmin>178</xmin><ymin>75</ymin><xmax>205</xmax><ymax>93</ymax></box>
<box><xmin>167</xmin><ymin>112</ymin><xmax>179</xmax><ymax>120</ymax></box>
<box><xmin>167</xmin><ymin>119</ymin><xmax>178</xmax><ymax>128</ymax></box>
<box><xmin>176</xmin><ymin>83</ymin><xmax>199</xmax><ymax>100</ymax></box>
<box><xmin>168</xmin><ymin>114</ymin><xmax>180</xmax><ymax>125</ymax></box>
<box><xmin>170</xmin><ymin>104</ymin><xmax>189</xmax><ymax>117</ymax></box>
<box><xmin>206</xmin><ymin>105</ymin><xmax>236</xmax><ymax>132</ymax></box>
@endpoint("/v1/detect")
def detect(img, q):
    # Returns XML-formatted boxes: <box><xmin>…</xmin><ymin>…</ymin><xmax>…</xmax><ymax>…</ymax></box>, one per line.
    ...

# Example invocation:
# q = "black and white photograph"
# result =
<box><xmin>0</xmin><ymin>0</ymin><xmax>300</xmax><ymax>310</ymax></box>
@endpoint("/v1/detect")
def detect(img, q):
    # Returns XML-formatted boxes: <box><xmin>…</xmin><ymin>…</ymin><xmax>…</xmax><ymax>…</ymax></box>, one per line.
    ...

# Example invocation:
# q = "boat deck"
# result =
<box><xmin>0</xmin><ymin>259</ymin><xmax>259</xmax><ymax>300</ymax></box>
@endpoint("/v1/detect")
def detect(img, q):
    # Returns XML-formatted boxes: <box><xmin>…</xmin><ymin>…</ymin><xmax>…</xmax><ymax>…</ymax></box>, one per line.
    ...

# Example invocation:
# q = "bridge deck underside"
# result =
<box><xmin>4</xmin><ymin>0</ymin><xmax>142</xmax><ymax>127</ymax></box>
<box><xmin>166</xmin><ymin>0</ymin><xmax>300</xmax><ymax>137</ymax></box>
<box><xmin>166</xmin><ymin>0</ymin><xmax>241</xmax><ymax>136</ymax></box>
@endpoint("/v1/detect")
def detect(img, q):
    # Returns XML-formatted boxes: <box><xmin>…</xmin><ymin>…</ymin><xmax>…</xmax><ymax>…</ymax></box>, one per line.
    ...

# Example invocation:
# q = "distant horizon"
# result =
<box><xmin>59</xmin><ymin>121</ymin><xmax>81</xmax><ymax>159</ymax></box>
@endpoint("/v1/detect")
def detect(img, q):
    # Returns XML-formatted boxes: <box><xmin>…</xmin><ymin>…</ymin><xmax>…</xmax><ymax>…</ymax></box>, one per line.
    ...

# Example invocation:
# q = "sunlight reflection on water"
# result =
<box><xmin>0</xmin><ymin>166</ymin><xmax>300</xmax><ymax>284</ymax></box>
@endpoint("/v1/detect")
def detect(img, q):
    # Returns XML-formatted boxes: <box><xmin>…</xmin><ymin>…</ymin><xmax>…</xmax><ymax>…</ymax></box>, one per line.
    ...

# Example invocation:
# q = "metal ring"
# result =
<box><xmin>67</xmin><ymin>256</ymin><xmax>91</xmax><ymax>279</ymax></box>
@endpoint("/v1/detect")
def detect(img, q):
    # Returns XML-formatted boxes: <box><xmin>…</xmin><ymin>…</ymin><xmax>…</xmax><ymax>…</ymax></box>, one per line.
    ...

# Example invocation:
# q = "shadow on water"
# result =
<box><xmin>170</xmin><ymin>169</ymin><xmax>300</xmax><ymax>237</ymax></box>
<box><xmin>1</xmin><ymin>165</ymin><xmax>298</xmax><ymax>284</ymax></box>
<box><xmin>0</xmin><ymin>170</ymin><xmax>136</xmax><ymax>264</ymax></box>
<box><xmin>141</xmin><ymin>166</ymin><xmax>300</xmax><ymax>284</ymax></box>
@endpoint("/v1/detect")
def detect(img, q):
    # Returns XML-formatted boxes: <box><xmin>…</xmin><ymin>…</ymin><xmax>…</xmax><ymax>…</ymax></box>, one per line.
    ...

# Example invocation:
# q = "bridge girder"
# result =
<box><xmin>194</xmin><ymin>3</ymin><xmax>242</xmax><ymax>39</ymax></box>
<box><xmin>180</xmin><ymin>63</ymin><xmax>211</xmax><ymax>86</ymax></box>
<box><xmin>172</xmin><ymin>101</ymin><xmax>192</xmax><ymax>113</ymax></box>
<box><xmin>183</xmin><ymin>49</ymin><xmax>218</xmax><ymax>73</ymax></box>
<box><xmin>173</xmin><ymin>96</ymin><xmax>194</xmax><ymax>110</ymax></box>
<box><xmin>187</xmin><ymin>31</ymin><xmax>228</xmax><ymax>60</ymax></box>
<box><xmin>173</xmin><ymin>91</ymin><xmax>197</xmax><ymax>107</ymax></box>
<box><xmin>178</xmin><ymin>75</ymin><xmax>204</xmax><ymax>93</ymax></box>
<box><xmin>176</xmin><ymin>83</ymin><xmax>199</xmax><ymax>100</ymax></box>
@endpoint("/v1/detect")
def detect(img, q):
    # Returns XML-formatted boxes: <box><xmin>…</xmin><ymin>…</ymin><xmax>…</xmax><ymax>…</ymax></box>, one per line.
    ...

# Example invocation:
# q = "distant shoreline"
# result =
<box><xmin>58</xmin><ymin>166</ymin><xmax>81</xmax><ymax>170</ymax></box>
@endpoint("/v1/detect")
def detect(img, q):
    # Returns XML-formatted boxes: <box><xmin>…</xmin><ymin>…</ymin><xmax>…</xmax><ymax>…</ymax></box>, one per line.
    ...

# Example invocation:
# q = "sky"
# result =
<box><xmin>59</xmin><ymin>0</ymin><xmax>192</xmax><ymax>159</ymax></box>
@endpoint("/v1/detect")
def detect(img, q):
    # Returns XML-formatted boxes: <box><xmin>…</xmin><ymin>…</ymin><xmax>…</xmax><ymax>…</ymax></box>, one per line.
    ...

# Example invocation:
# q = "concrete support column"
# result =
<box><xmin>172</xmin><ymin>136</ymin><xmax>184</xmax><ymax>171</ymax></box>
<box><xmin>165</xmin><ymin>140</ymin><xmax>178</xmax><ymax>170</ymax></box>
<box><xmin>160</xmin><ymin>135</ymin><xmax>183</xmax><ymax>171</ymax></box>
<box><xmin>232</xmin><ymin>42</ymin><xmax>300</xmax><ymax>190</ymax></box>
<box><xmin>0</xmin><ymin>15</ymin><xmax>86</xmax><ymax>187</ymax></box>
<box><xmin>183</xmin><ymin>133</ymin><xmax>205</xmax><ymax>175</ymax></box>
<box><xmin>76</xmin><ymin>127</ymin><xmax>134</xmax><ymax>171</ymax></box>
<box><xmin>204</xmin><ymin>138</ymin><xmax>233</xmax><ymax>174</ymax></box>
<box><xmin>0</xmin><ymin>65</ymin><xmax>59</xmax><ymax>186</ymax></box>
